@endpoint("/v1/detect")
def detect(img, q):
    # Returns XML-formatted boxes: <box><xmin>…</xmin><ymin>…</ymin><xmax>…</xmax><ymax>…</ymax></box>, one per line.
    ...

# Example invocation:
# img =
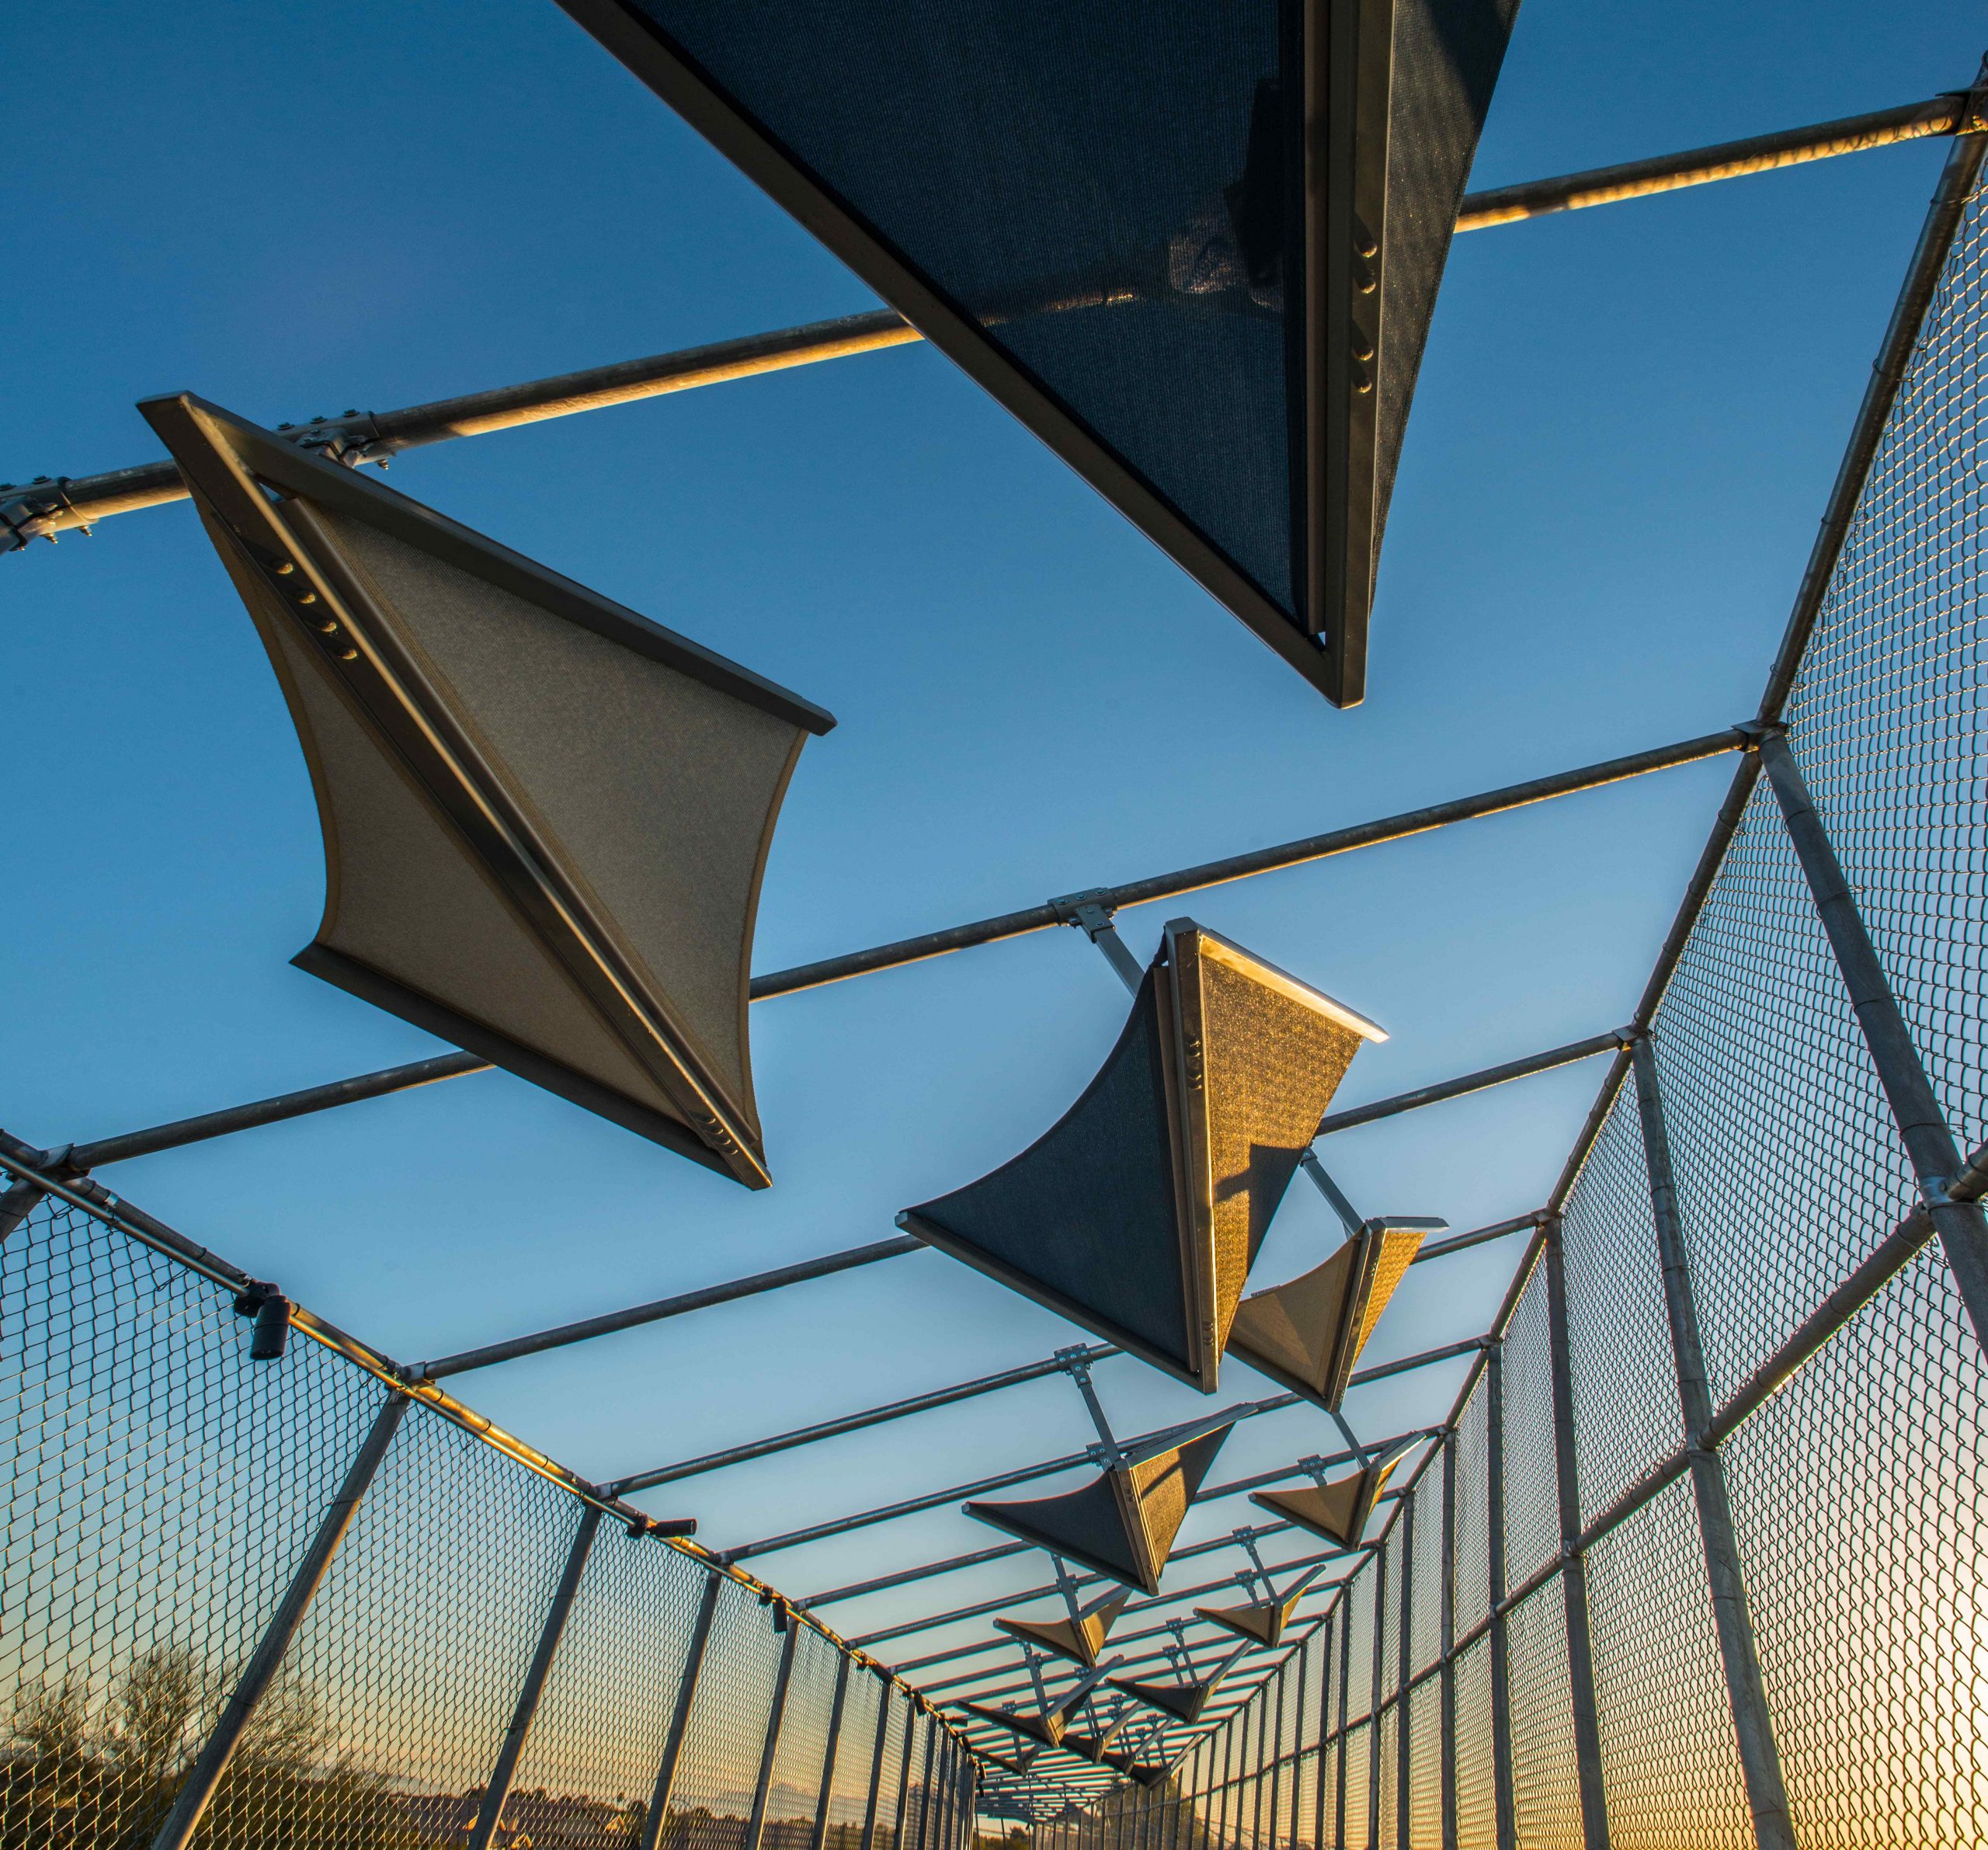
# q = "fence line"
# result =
<box><xmin>1010</xmin><ymin>155</ymin><xmax>1988</xmax><ymax>1850</ymax></box>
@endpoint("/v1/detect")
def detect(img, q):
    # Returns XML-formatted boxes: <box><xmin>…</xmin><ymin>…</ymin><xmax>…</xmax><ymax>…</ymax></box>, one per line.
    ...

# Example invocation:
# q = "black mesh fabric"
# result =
<box><xmin>902</xmin><ymin>965</ymin><xmax>1191</xmax><ymax>1372</ymax></box>
<box><xmin>586</xmin><ymin>0</ymin><xmax>1517</xmax><ymax>664</ymax></box>
<box><xmin>965</xmin><ymin>1473</ymin><xmax>1146</xmax><ymax>1591</ymax></box>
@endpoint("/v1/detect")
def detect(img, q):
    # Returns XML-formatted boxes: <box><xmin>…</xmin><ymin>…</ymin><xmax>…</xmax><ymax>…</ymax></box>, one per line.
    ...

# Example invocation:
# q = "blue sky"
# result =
<box><xmin>4</xmin><ymin>0</ymin><xmax>1980</xmax><ymax>1681</ymax></box>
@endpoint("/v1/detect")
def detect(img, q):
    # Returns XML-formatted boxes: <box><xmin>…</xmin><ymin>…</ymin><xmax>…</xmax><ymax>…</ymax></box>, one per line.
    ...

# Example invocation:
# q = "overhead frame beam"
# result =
<box><xmin>40</xmin><ymin>729</ymin><xmax>1737</xmax><ymax>1180</ymax></box>
<box><xmin>5</xmin><ymin>93</ymin><xmax>1973</xmax><ymax>551</ymax></box>
<box><xmin>620</xmin><ymin>1218</ymin><xmax>1536</xmax><ymax>1501</ymax></box>
<box><xmin>720</xmin><ymin>1338</ymin><xmax>1477</xmax><ymax>1563</ymax></box>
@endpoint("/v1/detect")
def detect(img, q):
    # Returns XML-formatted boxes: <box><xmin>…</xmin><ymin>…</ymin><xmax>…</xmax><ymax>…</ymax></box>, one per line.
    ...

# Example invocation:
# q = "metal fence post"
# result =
<box><xmin>889</xmin><ymin>1700</ymin><xmax>918</xmax><ymax>1850</ymax></box>
<box><xmin>1440</xmin><ymin>1434</ymin><xmax>1458</xmax><ymax>1850</ymax></box>
<box><xmin>915</xmin><ymin>1713</ymin><xmax>939</xmax><ymax>1850</ymax></box>
<box><xmin>1313</xmin><ymin>1612</ymin><xmax>1334</xmax><ymax>1850</ymax></box>
<box><xmin>1756</xmin><ymin>728</ymin><xmax>1988</xmax><ymax>1336</ymax></box>
<box><xmin>1544</xmin><ymin>1221</ymin><xmax>1611</xmax><ymax>1850</ymax></box>
<box><xmin>1485</xmin><ymin>1348</ymin><xmax>1516</xmax><ymax>1850</ymax></box>
<box><xmin>746</xmin><ymin>1622</ymin><xmax>804</xmax><ymax>1850</ymax></box>
<box><xmin>1336</xmin><ymin>1594</ymin><xmax>1352</xmax><ymax>1850</ymax></box>
<box><xmin>149</xmin><ymin>1391</ymin><xmax>411</xmax><ymax>1850</ymax></box>
<box><xmin>809</xmin><ymin>1656</ymin><xmax>856</xmax><ymax>1850</ymax></box>
<box><xmin>859</xmin><ymin>1678</ymin><xmax>894</xmax><ymax>1850</ymax></box>
<box><xmin>1628</xmin><ymin>1040</ymin><xmax>1797</xmax><ymax>1849</ymax></box>
<box><xmin>468</xmin><ymin>1503</ymin><xmax>606</xmax><ymax>1850</ymax></box>
<box><xmin>640</xmin><ymin>1574</ymin><xmax>725</xmax><ymax>1850</ymax></box>
<box><xmin>1395</xmin><ymin>1499</ymin><xmax>1414</xmax><ymax>1850</ymax></box>
<box><xmin>1368</xmin><ymin>1546</ymin><xmax>1387</xmax><ymax>1850</ymax></box>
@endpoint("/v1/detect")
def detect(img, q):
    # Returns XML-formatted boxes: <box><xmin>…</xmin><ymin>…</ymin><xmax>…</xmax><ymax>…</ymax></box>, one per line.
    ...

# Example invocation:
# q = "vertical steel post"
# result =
<box><xmin>809</xmin><ymin>1656</ymin><xmax>856</xmax><ymax>1850</ymax></box>
<box><xmin>640</xmin><ymin>1573</ymin><xmax>725</xmax><ymax>1850</ymax></box>
<box><xmin>1335</xmin><ymin>1596</ymin><xmax>1351</xmax><ymax>1850</ymax></box>
<box><xmin>149</xmin><ymin>1391</ymin><xmax>411</xmax><ymax>1850</ymax></box>
<box><xmin>916</xmin><ymin>1714</ymin><xmax>940</xmax><ymax>1850</ymax></box>
<box><xmin>1630</xmin><ymin>1038</ymin><xmax>1796</xmax><ymax>1850</ymax></box>
<box><xmin>1368</xmin><ymin>1548</ymin><xmax>1387</xmax><ymax>1850</ymax></box>
<box><xmin>745</xmin><ymin>1622</ymin><xmax>804</xmax><ymax>1850</ymax></box>
<box><xmin>890</xmin><ymin>1700</ymin><xmax>918</xmax><ymax>1850</ymax></box>
<box><xmin>859</xmin><ymin>1679</ymin><xmax>894</xmax><ymax>1850</ymax></box>
<box><xmin>468</xmin><ymin>1504</ymin><xmax>606</xmax><ymax>1850</ymax></box>
<box><xmin>1312</xmin><ymin>1614</ymin><xmax>1333</xmax><ymax>1850</ymax></box>
<box><xmin>1485</xmin><ymin>1350</ymin><xmax>1516</xmax><ymax>1850</ymax></box>
<box><xmin>1756</xmin><ymin>729</ymin><xmax>1988</xmax><ymax>1335</ymax></box>
<box><xmin>1252</xmin><ymin>1689</ymin><xmax>1267</xmax><ymax>1850</ymax></box>
<box><xmin>1544</xmin><ymin>1222</ymin><xmax>1611</xmax><ymax>1850</ymax></box>
<box><xmin>1288</xmin><ymin>1641</ymin><xmax>1306</xmax><ymax>1850</ymax></box>
<box><xmin>1395</xmin><ymin>1500</ymin><xmax>1414</xmax><ymax>1850</ymax></box>
<box><xmin>1439</xmin><ymin>1434</ymin><xmax>1458</xmax><ymax>1850</ymax></box>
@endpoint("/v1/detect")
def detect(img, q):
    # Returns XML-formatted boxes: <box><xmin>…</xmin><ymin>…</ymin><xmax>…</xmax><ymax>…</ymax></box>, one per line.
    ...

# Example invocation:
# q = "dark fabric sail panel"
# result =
<box><xmin>1110</xmin><ymin>1675</ymin><xmax>1222</xmax><ymax>1727</ymax></box>
<box><xmin>901</xmin><ymin>964</ymin><xmax>1194</xmax><ymax>1378</ymax></box>
<box><xmin>1227</xmin><ymin>1218</ymin><xmax>1434</xmax><ymax>1408</ymax></box>
<box><xmin>557</xmin><ymin>0</ymin><xmax>1519</xmax><ymax>705</ymax></box>
<box><xmin>137</xmin><ymin>392</ymin><xmax>834</xmax><ymax>1188</ymax></box>
<box><xmin>994</xmin><ymin>1593</ymin><xmax>1130</xmax><ymax>1670</ymax></box>
<box><xmin>1193</xmin><ymin>1590</ymin><xmax>1302</xmax><ymax>1650</ymax></box>
<box><xmin>964</xmin><ymin>1471</ymin><xmax>1151</xmax><ymax>1594</ymax></box>
<box><xmin>964</xmin><ymin>1424</ymin><xmax>1233</xmax><ymax>1597</ymax></box>
<box><xmin>588</xmin><ymin>0</ymin><xmax>1295</xmax><ymax>608</ymax></box>
<box><xmin>1370</xmin><ymin>0</ymin><xmax>1524</xmax><ymax>544</ymax></box>
<box><xmin>309</xmin><ymin>506</ymin><xmax>802</xmax><ymax>1116</ymax></box>
<box><xmin>1250</xmin><ymin>1454</ymin><xmax>1401</xmax><ymax>1549</ymax></box>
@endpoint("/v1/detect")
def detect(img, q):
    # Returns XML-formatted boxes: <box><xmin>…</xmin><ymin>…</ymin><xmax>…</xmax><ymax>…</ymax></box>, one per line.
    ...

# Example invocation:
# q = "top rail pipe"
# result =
<box><xmin>611</xmin><ymin>1343</ymin><xmax>1120</xmax><ymax>1494</ymax></box>
<box><xmin>415</xmin><ymin>1235</ymin><xmax>923</xmax><ymax>1380</ymax></box>
<box><xmin>1453</xmin><ymin>93</ymin><xmax>1971</xmax><ymax>231</ymax></box>
<box><xmin>6</xmin><ymin>95</ymin><xmax>1972</xmax><ymax>550</ymax></box>
<box><xmin>63</xmin><ymin>1052</ymin><xmax>490</xmax><ymax>1171</ymax></box>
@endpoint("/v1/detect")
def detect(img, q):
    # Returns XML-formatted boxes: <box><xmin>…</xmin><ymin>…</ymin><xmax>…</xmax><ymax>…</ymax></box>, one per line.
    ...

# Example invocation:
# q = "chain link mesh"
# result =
<box><xmin>1559</xmin><ymin>1090</ymin><xmax>1683</xmax><ymax>1525</ymax></box>
<box><xmin>1452</xmin><ymin>1639</ymin><xmax>1493</xmax><ymax>1850</ymax></box>
<box><xmin>1497</xmin><ymin>1277</ymin><xmax>1560</xmax><ymax>1592</ymax></box>
<box><xmin>1503</xmin><ymin>1579</ymin><xmax>1579</xmax><ymax>1850</ymax></box>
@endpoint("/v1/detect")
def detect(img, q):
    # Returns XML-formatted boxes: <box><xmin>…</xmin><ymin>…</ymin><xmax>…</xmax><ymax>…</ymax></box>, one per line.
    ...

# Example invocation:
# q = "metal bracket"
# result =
<box><xmin>1049</xmin><ymin>889</ymin><xmax>1145</xmax><ymax>993</ymax></box>
<box><xmin>0</xmin><ymin>478</ymin><xmax>85</xmax><ymax>551</ymax></box>
<box><xmin>278</xmin><ymin>410</ymin><xmax>394</xmax><ymax>470</ymax></box>
<box><xmin>1299</xmin><ymin>1150</ymin><xmax>1366</xmax><ymax>1236</ymax></box>
<box><xmin>1059</xmin><ymin>1349</ymin><xmax>1124</xmax><ymax>1465</ymax></box>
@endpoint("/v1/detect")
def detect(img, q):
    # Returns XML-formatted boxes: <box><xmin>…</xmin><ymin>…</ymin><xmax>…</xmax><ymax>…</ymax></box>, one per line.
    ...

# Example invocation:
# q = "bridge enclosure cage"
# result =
<box><xmin>3</xmin><ymin>37</ymin><xmax>1988</xmax><ymax>1850</ymax></box>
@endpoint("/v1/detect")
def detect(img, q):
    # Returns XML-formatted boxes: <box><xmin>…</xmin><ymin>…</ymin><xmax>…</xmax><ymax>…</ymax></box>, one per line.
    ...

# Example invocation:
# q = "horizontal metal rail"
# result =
<box><xmin>622</xmin><ymin>1225</ymin><xmax>1524</xmax><ymax>1502</ymax></box>
<box><xmin>1453</xmin><ymin>92</ymin><xmax>1972</xmax><ymax>230</ymax></box>
<box><xmin>6</xmin><ymin>95</ymin><xmax>1972</xmax><ymax>550</ymax></box>
<box><xmin>611</xmin><ymin>1344</ymin><xmax>1119</xmax><ymax>1494</ymax></box>
<box><xmin>27</xmin><ymin>735</ymin><xmax>1738</xmax><ymax>1187</ymax></box>
<box><xmin>1315</xmin><ymin>1038</ymin><xmax>1624</xmax><ymax>1137</ymax></box>
<box><xmin>722</xmin><ymin>1339</ymin><xmax>1473</xmax><ymax>1563</ymax></box>
<box><xmin>415</xmin><ymin>1236</ymin><xmax>924</xmax><ymax>1379</ymax></box>
<box><xmin>750</xmin><ymin>734</ymin><xmax>1743</xmax><ymax>999</ymax></box>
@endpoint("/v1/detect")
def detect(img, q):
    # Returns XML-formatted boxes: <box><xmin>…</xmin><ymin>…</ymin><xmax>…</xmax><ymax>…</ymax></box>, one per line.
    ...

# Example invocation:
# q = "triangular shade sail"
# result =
<box><xmin>1249</xmin><ymin>1451</ymin><xmax>1404</xmax><ymax>1549</ymax></box>
<box><xmin>1110</xmin><ymin>1673</ymin><xmax>1225</xmax><ymax>1727</ymax></box>
<box><xmin>1060</xmin><ymin>1716</ymin><xmax>1128</xmax><ymax>1765</ymax></box>
<box><xmin>139</xmin><ymin>395</ymin><xmax>834</xmax><ymax>1188</ymax></box>
<box><xmin>902</xmin><ymin>920</ymin><xmax>1384</xmax><ymax>1390</ymax></box>
<box><xmin>554</xmin><ymin>0</ymin><xmax>1517</xmax><ymax>705</ymax></box>
<box><xmin>994</xmin><ymin>1593</ymin><xmax>1131</xmax><ymax>1669</ymax></box>
<box><xmin>1193</xmin><ymin>1588</ymin><xmax>1303</xmax><ymax>1650</ymax></box>
<box><xmin>964</xmin><ymin>1423</ymin><xmax>1233</xmax><ymax>1598</ymax></box>
<box><xmin>1227</xmin><ymin>1217</ymin><xmax>1440</xmax><ymax>1408</ymax></box>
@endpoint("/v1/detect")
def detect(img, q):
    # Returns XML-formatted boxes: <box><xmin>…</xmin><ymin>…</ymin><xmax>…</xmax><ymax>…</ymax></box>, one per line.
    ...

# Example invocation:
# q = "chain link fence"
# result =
<box><xmin>1016</xmin><ymin>163</ymin><xmax>1988</xmax><ymax>1850</ymax></box>
<box><xmin>0</xmin><ymin>1182</ymin><xmax>977</xmax><ymax>1850</ymax></box>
